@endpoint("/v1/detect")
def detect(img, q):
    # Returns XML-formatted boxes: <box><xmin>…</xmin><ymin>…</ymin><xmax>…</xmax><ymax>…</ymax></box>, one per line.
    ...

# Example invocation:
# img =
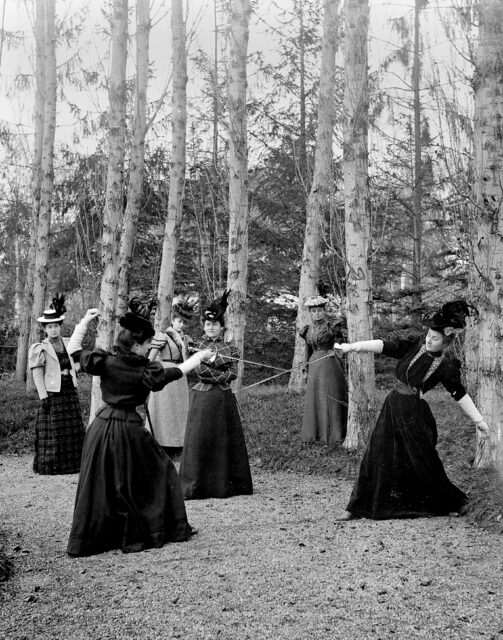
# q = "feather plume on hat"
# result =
<box><xmin>37</xmin><ymin>292</ymin><xmax>67</xmax><ymax>323</ymax></box>
<box><xmin>422</xmin><ymin>299</ymin><xmax>477</xmax><ymax>336</ymax></box>
<box><xmin>203</xmin><ymin>289</ymin><xmax>231</xmax><ymax>324</ymax></box>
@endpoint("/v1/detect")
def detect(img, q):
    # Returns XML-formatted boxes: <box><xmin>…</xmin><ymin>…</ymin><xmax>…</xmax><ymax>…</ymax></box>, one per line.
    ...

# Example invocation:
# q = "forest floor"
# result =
<box><xmin>1</xmin><ymin>454</ymin><xmax>502</xmax><ymax>640</ymax></box>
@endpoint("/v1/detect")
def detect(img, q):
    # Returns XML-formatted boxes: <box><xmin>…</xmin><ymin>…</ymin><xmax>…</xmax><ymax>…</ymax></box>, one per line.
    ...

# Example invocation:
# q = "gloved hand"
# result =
<box><xmin>333</xmin><ymin>343</ymin><xmax>353</xmax><ymax>354</ymax></box>
<box><xmin>476</xmin><ymin>420</ymin><xmax>490</xmax><ymax>439</ymax></box>
<box><xmin>40</xmin><ymin>397</ymin><xmax>50</xmax><ymax>414</ymax></box>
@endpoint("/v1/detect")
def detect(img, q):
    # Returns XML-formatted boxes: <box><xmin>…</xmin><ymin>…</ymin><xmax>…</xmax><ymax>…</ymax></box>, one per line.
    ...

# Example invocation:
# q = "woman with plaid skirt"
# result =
<box><xmin>28</xmin><ymin>295</ymin><xmax>85</xmax><ymax>475</ymax></box>
<box><xmin>179</xmin><ymin>291</ymin><xmax>253</xmax><ymax>500</ymax></box>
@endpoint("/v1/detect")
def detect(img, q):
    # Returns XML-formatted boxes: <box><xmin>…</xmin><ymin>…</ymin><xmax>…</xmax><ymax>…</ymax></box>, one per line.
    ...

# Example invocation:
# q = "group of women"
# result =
<box><xmin>28</xmin><ymin>292</ymin><xmax>490</xmax><ymax>557</ymax></box>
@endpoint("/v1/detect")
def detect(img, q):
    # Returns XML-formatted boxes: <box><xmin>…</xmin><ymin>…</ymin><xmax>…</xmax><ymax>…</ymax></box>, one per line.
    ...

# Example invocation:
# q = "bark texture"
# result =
<box><xmin>117</xmin><ymin>0</ymin><xmax>150</xmax><ymax>319</ymax></box>
<box><xmin>466</xmin><ymin>0</ymin><xmax>503</xmax><ymax>469</ymax></box>
<box><xmin>342</xmin><ymin>0</ymin><xmax>374</xmax><ymax>450</ymax></box>
<box><xmin>15</xmin><ymin>0</ymin><xmax>46</xmax><ymax>382</ymax></box>
<box><xmin>226</xmin><ymin>0</ymin><xmax>251</xmax><ymax>387</ymax></box>
<box><xmin>90</xmin><ymin>0</ymin><xmax>128</xmax><ymax>420</ymax></box>
<box><xmin>289</xmin><ymin>0</ymin><xmax>340</xmax><ymax>392</ymax></box>
<box><xmin>155</xmin><ymin>0</ymin><xmax>187</xmax><ymax>331</ymax></box>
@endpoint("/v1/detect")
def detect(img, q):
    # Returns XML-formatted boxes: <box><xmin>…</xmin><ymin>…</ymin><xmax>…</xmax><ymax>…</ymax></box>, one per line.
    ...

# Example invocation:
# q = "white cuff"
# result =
<box><xmin>457</xmin><ymin>394</ymin><xmax>484</xmax><ymax>424</ymax></box>
<box><xmin>352</xmin><ymin>340</ymin><xmax>384</xmax><ymax>354</ymax></box>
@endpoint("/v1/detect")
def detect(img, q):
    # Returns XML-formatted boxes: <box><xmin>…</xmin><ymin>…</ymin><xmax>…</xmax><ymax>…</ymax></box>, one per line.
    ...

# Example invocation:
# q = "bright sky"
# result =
<box><xmin>0</xmin><ymin>0</ymin><xmax>472</xmax><ymax>164</ymax></box>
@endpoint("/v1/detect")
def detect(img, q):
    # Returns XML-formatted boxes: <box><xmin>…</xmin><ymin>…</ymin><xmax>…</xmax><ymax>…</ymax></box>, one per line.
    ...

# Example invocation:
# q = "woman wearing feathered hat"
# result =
<box><xmin>65</xmin><ymin>298</ymin><xmax>213</xmax><ymax>557</ymax></box>
<box><xmin>179</xmin><ymin>290</ymin><xmax>253</xmax><ymax>500</ymax></box>
<box><xmin>28</xmin><ymin>294</ymin><xmax>85</xmax><ymax>475</ymax></box>
<box><xmin>300</xmin><ymin>295</ymin><xmax>348</xmax><ymax>444</ymax></box>
<box><xmin>146</xmin><ymin>294</ymin><xmax>198</xmax><ymax>456</ymax></box>
<box><xmin>333</xmin><ymin>299</ymin><xmax>490</xmax><ymax>521</ymax></box>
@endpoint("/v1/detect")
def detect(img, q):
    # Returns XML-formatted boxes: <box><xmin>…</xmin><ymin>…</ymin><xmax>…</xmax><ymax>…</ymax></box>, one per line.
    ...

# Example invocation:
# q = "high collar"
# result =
<box><xmin>202</xmin><ymin>334</ymin><xmax>224</xmax><ymax>343</ymax></box>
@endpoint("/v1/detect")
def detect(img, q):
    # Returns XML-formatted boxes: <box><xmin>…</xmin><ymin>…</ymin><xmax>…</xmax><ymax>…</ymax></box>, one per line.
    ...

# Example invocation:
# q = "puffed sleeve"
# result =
<box><xmin>143</xmin><ymin>360</ymin><xmax>183</xmax><ymax>391</ymax></box>
<box><xmin>79</xmin><ymin>348</ymin><xmax>108</xmax><ymax>375</ymax></box>
<box><xmin>28</xmin><ymin>343</ymin><xmax>45</xmax><ymax>369</ymax></box>
<box><xmin>150</xmin><ymin>333</ymin><xmax>168</xmax><ymax>351</ymax></box>
<box><xmin>440</xmin><ymin>358</ymin><xmax>466</xmax><ymax>401</ymax></box>
<box><xmin>382</xmin><ymin>334</ymin><xmax>421</xmax><ymax>359</ymax></box>
<box><xmin>299</xmin><ymin>325</ymin><xmax>309</xmax><ymax>340</ymax></box>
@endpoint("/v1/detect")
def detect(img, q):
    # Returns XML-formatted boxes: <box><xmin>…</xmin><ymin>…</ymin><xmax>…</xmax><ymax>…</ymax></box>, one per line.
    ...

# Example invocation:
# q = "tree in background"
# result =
<box><xmin>466</xmin><ymin>0</ymin><xmax>503</xmax><ymax>469</ymax></box>
<box><xmin>343</xmin><ymin>0</ymin><xmax>374</xmax><ymax>450</ymax></box>
<box><xmin>16</xmin><ymin>0</ymin><xmax>56</xmax><ymax>383</ymax></box>
<box><xmin>226</xmin><ymin>0</ymin><xmax>251</xmax><ymax>387</ymax></box>
<box><xmin>289</xmin><ymin>0</ymin><xmax>340</xmax><ymax>392</ymax></box>
<box><xmin>117</xmin><ymin>0</ymin><xmax>150</xmax><ymax>319</ymax></box>
<box><xmin>155</xmin><ymin>0</ymin><xmax>187</xmax><ymax>331</ymax></box>
<box><xmin>90</xmin><ymin>0</ymin><xmax>128</xmax><ymax>420</ymax></box>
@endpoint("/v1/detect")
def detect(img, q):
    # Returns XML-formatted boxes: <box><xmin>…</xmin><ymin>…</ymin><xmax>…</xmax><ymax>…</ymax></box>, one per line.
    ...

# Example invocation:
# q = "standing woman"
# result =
<box><xmin>66</xmin><ymin>299</ymin><xmax>213</xmax><ymax>557</ymax></box>
<box><xmin>28</xmin><ymin>294</ymin><xmax>85</xmax><ymax>475</ymax></box>
<box><xmin>300</xmin><ymin>296</ymin><xmax>347</xmax><ymax>444</ymax></box>
<box><xmin>334</xmin><ymin>300</ymin><xmax>491</xmax><ymax>521</ymax></box>
<box><xmin>146</xmin><ymin>297</ymin><xmax>197</xmax><ymax>456</ymax></box>
<box><xmin>179</xmin><ymin>291</ymin><xmax>253</xmax><ymax>500</ymax></box>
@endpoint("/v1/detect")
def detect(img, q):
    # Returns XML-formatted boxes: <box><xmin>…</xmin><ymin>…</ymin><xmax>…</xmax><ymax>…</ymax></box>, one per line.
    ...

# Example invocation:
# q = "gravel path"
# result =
<box><xmin>1</xmin><ymin>454</ymin><xmax>502</xmax><ymax>640</ymax></box>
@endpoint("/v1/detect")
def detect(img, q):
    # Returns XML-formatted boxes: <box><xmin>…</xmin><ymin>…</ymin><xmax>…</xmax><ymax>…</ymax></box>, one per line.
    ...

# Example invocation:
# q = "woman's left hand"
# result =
<box><xmin>476</xmin><ymin>420</ymin><xmax>490</xmax><ymax>439</ymax></box>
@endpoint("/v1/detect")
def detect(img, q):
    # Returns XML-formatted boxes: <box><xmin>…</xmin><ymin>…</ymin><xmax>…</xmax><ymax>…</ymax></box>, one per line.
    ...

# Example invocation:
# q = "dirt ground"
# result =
<box><xmin>0</xmin><ymin>453</ymin><xmax>502</xmax><ymax>640</ymax></box>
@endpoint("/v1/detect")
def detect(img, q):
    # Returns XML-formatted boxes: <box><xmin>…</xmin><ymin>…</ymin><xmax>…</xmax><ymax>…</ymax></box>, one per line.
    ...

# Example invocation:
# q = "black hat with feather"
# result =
<box><xmin>202</xmin><ymin>290</ymin><xmax>230</xmax><ymax>326</ymax></box>
<box><xmin>172</xmin><ymin>293</ymin><xmax>199</xmax><ymax>321</ymax></box>
<box><xmin>119</xmin><ymin>297</ymin><xmax>157</xmax><ymax>340</ymax></box>
<box><xmin>38</xmin><ymin>293</ymin><xmax>67</xmax><ymax>324</ymax></box>
<box><xmin>422</xmin><ymin>299</ymin><xmax>477</xmax><ymax>336</ymax></box>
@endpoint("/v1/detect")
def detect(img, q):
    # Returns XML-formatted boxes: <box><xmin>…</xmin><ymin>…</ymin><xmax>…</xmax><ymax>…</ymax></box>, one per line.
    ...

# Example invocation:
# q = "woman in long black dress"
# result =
<box><xmin>300</xmin><ymin>296</ymin><xmax>347</xmax><ymax>444</ymax></box>
<box><xmin>28</xmin><ymin>294</ymin><xmax>85</xmax><ymax>475</ymax></box>
<box><xmin>334</xmin><ymin>300</ymin><xmax>490</xmax><ymax>521</ymax></box>
<box><xmin>66</xmin><ymin>300</ymin><xmax>212</xmax><ymax>557</ymax></box>
<box><xmin>179</xmin><ymin>291</ymin><xmax>253</xmax><ymax>500</ymax></box>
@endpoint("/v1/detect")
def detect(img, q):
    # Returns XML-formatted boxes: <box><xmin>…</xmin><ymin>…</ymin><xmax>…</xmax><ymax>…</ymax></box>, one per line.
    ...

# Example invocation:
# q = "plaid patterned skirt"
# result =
<box><xmin>34</xmin><ymin>375</ymin><xmax>85</xmax><ymax>475</ymax></box>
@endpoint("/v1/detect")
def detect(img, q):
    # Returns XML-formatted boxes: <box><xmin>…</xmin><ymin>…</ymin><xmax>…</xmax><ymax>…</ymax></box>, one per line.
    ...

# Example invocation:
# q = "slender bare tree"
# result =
<box><xmin>117</xmin><ymin>0</ymin><xmax>150</xmax><ymax>318</ymax></box>
<box><xmin>289</xmin><ymin>0</ymin><xmax>340</xmax><ymax>392</ymax></box>
<box><xmin>154</xmin><ymin>0</ymin><xmax>188</xmax><ymax>331</ymax></box>
<box><xmin>90</xmin><ymin>0</ymin><xmax>128</xmax><ymax>420</ymax></box>
<box><xmin>342</xmin><ymin>0</ymin><xmax>374</xmax><ymax>450</ymax></box>
<box><xmin>15</xmin><ymin>0</ymin><xmax>46</xmax><ymax>382</ymax></box>
<box><xmin>466</xmin><ymin>0</ymin><xmax>503</xmax><ymax>469</ymax></box>
<box><xmin>226</xmin><ymin>0</ymin><xmax>251</xmax><ymax>387</ymax></box>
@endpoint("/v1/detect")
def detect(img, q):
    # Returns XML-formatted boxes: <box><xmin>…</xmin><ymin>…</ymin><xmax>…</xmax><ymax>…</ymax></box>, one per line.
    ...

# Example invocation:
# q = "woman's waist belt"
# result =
<box><xmin>394</xmin><ymin>381</ymin><xmax>420</xmax><ymax>396</ymax></box>
<box><xmin>162</xmin><ymin>359</ymin><xmax>182</xmax><ymax>364</ymax></box>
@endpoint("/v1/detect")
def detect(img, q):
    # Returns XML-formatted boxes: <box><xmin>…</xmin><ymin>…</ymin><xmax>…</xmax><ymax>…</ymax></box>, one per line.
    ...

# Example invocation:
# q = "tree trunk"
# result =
<box><xmin>155</xmin><ymin>0</ymin><xmax>187</xmax><ymax>332</ymax></box>
<box><xmin>116</xmin><ymin>0</ymin><xmax>150</xmax><ymax>319</ymax></box>
<box><xmin>411</xmin><ymin>0</ymin><xmax>422</xmax><ymax>318</ymax></box>
<box><xmin>226</xmin><ymin>0</ymin><xmax>250</xmax><ymax>387</ymax></box>
<box><xmin>15</xmin><ymin>0</ymin><xmax>46</xmax><ymax>382</ymax></box>
<box><xmin>466</xmin><ymin>0</ymin><xmax>503</xmax><ymax>469</ymax></box>
<box><xmin>90</xmin><ymin>0</ymin><xmax>128</xmax><ymax>421</ymax></box>
<box><xmin>289</xmin><ymin>0</ymin><xmax>339</xmax><ymax>392</ymax></box>
<box><xmin>342</xmin><ymin>0</ymin><xmax>374</xmax><ymax>451</ymax></box>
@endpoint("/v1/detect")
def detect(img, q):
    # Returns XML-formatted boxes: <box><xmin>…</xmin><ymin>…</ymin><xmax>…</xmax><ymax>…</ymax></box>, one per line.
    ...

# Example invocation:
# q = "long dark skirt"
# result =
<box><xmin>301</xmin><ymin>350</ymin><xmax>347</xmax><ymax>443</ymax></box>
<box><xmin>67</xmin><ymin>406</ymin><xmax>192</xmax><ymax>557</ymax></box>
<box><xmin>34</xmin><ymin>376</ymin><xmax>85</xmax><ymax>475</ymax></box>
<box><xmin>346</xmin><ymin>390</ymin><xmax>467</xmax><ymax>519</ymax></box>
<box><xmin>179</xmin><ymin>387</ymin><xmax>253</xmax><ymax>500</ymax></box>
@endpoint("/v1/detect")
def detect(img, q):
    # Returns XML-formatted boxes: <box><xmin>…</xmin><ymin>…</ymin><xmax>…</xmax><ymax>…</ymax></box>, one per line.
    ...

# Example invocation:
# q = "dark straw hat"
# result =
<box><xmin>119</xmin><ymin>297</ymin><xmax>157</xmax><ymax>339</ymax></box>
<box><xmin>172</xmin><ymin>294</ymin><xmax>198</xmax><ymax>321</ymax></box>
<box><xmin>422</xmin><ymin>299</ymin><xmax>476</xmax><ymax>336</ymax></box>
<box><xmin>38</xmin><ymin>293</ymin><xmax>66</xmax><ymax>323</ymax></box>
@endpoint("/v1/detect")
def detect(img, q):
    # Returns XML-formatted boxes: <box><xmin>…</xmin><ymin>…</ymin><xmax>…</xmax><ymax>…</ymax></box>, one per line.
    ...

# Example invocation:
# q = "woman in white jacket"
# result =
<box><xmin>28</xmin><ymin>295</ymin><xmax>85</xmax><ymax>475</ymax></box>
